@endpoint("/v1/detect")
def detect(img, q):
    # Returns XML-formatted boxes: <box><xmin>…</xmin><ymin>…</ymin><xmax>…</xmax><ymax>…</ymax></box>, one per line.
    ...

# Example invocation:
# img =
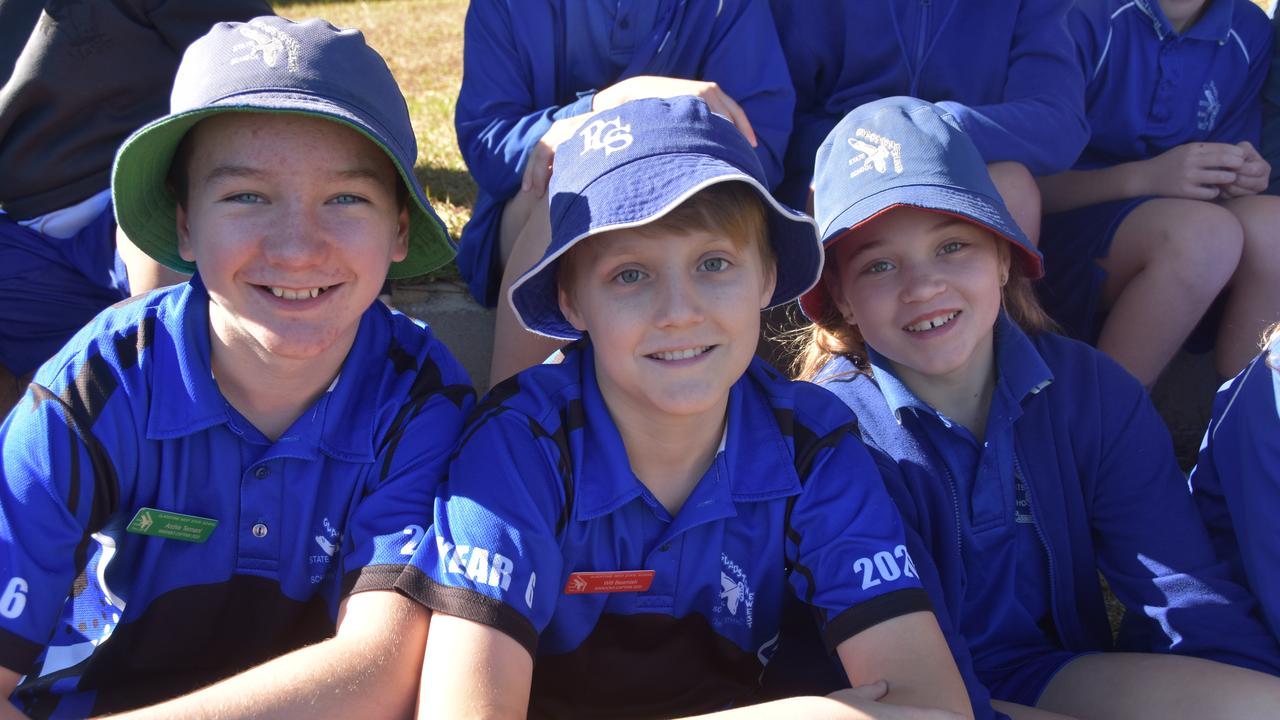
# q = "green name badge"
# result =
<box><xmin>126</xmin><ymin>508</ymin><xmax>218</xmax><ymax>543</ymax></box>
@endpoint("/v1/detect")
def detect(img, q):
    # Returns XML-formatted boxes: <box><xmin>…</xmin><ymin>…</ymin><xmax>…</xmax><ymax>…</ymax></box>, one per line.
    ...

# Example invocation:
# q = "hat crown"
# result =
<box><xmin>172</xmin><ymin>16</ymin><xmax>416</xmax><ymax>164</ymax></box>
<box><xmin>814</xmin><ymin>97</ymin><xmax>1000</xmax><ymax>238</ymax></box>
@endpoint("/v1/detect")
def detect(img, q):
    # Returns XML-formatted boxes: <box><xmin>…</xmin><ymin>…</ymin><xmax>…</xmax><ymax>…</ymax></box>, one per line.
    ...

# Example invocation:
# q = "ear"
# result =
<box><xmin>176</xmin><ymin>202</ymin><xmax>195</xmax><ymax>262</ymax></box>
<box><xmin>558</xmin><ymin>279</ymin><xmax>588</xmax><ymax>333</ymax></box>
<box><xmin>390</xmin><ymin>205</ymin><xmax>410</xmax><ymax>263</ymax></box>
<box><xmin>824</xmin><ymin>263</ymin><xmax>858</xmax><ymax>326</ymax></box>
<box><xmin>997</xmin><ymin>238</ymin><xmax>1012</xmax><ymax>287</ymax></box>
<box><xmin>758</xmin><ymin>257</ymin><xmax>778</xmax><ymax>309</ymax></box>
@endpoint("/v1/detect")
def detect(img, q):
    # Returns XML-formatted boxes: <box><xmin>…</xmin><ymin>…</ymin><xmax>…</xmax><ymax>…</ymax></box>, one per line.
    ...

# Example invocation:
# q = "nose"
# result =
<box><xmin>898</xmin><ymin>260</ymin><xmax>945</xmax><ymax>304</ymax></box>
<box><xmin>263</xmin><ymin>199</ymin><xmax>329</xmax><ymax>266</ymax></box>
<box><xmin>653</xmin><ymin>270</ymin><xmax>705</xmax><ymax>328</ymax></box>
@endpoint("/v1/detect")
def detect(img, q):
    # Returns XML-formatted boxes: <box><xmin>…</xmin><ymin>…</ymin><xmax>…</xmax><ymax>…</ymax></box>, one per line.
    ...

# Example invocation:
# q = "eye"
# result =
<box><xmin>864</xmin><ymin>259</ymin><xmax>894</xmax><ymax>275</ymax></box>
<box><xmin>699</xmin><ymin>257</ymin><xmax>729</xmax><ymax>272</ymax></box>
<box><xmin>224</xmin><ymin>192</ymin><xmax>265</xmax><ymax>204</ymax></box>
<box><xmin>939</xmin><ymin>240</ymin><xmax>966</xmax><ymax>255</ymax></box>
<box><xmin>329</xmin><ymin>194</ymin><xmax>367</xmax><ymax>205</ymax></box>
<box><xmin>614</xmin><ymin>268</ymin><xmax>645</xmax><ymax>284</ymax></box>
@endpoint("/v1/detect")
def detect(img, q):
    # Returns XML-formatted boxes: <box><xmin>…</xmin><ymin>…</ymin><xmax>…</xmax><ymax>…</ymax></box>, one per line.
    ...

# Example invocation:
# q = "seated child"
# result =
<box><xmin>397</xmin><ymin>96</ymin><xmax>973</xmax><ymax>719</ymax></box>
<box><xmin>797</xmin><ymin>96</ymin><xmax>1280</xmax><ymax>719</ymax></box>
<box><xmin>769</xmin><ymin>0</ymin><xmax>1088</xmax><ymax>243</ymax></box>
<box><xmin>455</xmin><ymin>0</ymin><xmax>795</xmax><ymax>385</ymax></box>
<box><xmin>1190</xmin><ymin>322</ymin><xmax>1280</xmax><ymax>639</ymax></box>
<box><xmin>1037</xmin><ymin>0</ymin><xmax>1280</xmax><ymax>385</ymax></box>
<box><xmin>0</xmin><ymin>16</ymin><xmax>472</xmax><ymax>718</ymax></box>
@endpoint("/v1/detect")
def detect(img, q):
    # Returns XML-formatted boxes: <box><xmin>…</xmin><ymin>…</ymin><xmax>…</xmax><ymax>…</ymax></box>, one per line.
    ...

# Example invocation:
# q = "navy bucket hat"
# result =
<box><xmin>111</xmin><ymin>15</ymin><xmax>454</xmax><ymax>280</ymax></box>
<box><xmin>799</xmin><ymin>96</ymin><xmax>1044</xmax><ymax>321</ymax></box>
<box><xmin>510</xmin><ymin>96</ymin><xmax>822</xmax><ymax>340</ymax></box>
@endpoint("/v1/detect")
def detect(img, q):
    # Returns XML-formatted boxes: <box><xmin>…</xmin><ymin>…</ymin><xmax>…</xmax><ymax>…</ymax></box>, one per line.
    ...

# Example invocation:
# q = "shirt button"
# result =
<box><xmin>252</xmin><ymin>523</ymin><xmax>268</xmax><ymax>538</ymax></box>
<box><xmin>254</xmin><ymin>466</ymin><xmax>268</xmax><ymax>479</ymax></box>
<box><xmin>659</xmin><ymin>543</ymin><xmax>672</xmax><ymax>552</ymax></box>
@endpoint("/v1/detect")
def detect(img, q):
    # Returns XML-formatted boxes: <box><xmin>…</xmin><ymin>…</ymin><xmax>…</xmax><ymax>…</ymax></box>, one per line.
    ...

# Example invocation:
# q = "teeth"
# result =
<box><xmin>905</xmin><ymin>311</ymin><xmax>958</xmax><ymax>333</ymax></box>
<box><xmin>651</xmin><ymin>346</ymin><xmax>709</xmax><ymax>361</ymax></box>
<box><xmin>268</xmin><ymin>286</ymin><xmax>325</xmax><ymax>300</ymax></box>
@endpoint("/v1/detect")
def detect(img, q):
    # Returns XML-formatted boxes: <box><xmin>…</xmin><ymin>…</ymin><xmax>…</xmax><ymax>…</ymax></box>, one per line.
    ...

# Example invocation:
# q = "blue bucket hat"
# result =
<box><xmin>111</xmin><ymin>15</ymin><xmax>455</xmax><ymax>280</ymax></box>
<box><xmin>510</xmin><ymin>96</ymin><xmax>822</xmax><ymax>340</ymax></box>
<box><xmin>799</xmin><ymin>96</ymin><xmax>1044</xmax><ymax>321</ymax></box>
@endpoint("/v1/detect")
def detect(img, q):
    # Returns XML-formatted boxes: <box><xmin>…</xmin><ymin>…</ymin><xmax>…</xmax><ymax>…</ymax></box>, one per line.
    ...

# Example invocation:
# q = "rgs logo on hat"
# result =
<box><xmin>231</xmin><ymin>19</ymin><xmax>300</xmax><ymax>71</ymax></box>
<box><xmin>848</xmin><ymin>127</ymin><xmax>903</xmax><ymax>178</ymax></box>
<box><xmin>579</xmin><ymin>116</ymin><xmax>633</xmax><ymax>156</ymax></box>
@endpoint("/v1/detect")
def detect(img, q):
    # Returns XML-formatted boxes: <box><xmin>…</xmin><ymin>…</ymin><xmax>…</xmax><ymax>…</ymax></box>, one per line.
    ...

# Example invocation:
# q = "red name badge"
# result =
<box><xmin>563</xmin><ymin>570</ymin><xmax>655</xmax><ymax>594</ymax></box>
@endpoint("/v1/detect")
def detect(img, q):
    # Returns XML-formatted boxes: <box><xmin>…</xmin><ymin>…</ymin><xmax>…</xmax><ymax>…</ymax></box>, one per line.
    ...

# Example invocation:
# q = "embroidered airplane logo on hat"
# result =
<box><xmin>231</xmin><ymin>19</ymin><xmax>300</xmax><ymax>71</ymax></box>
<box><xmin>848</xmin><ymin>127</ymin><xmax>904</xmax><ymax>178</ymax></box>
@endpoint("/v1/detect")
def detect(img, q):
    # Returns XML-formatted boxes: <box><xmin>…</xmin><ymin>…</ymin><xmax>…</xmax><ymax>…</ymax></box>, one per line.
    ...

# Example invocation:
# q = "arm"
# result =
<box><xmin>419</xmin><ymin>614</ymin><xmax>532</xmax><ymax>720</ymax></box>
<box><xmin>104</xmin><ymin>591</ymin><xmax>427</xmax><ymax>720</ymax></box>
<box><xmin>1036</xmin><ymin>142</ymin><xmax>1245</xmax><ymax>213</ymax></box>
<box><xmin>0</xmin><ymin>670</ymin><xmax>26</xmax><ymax>720</ymax></box>
<box><xmin>935</xmin><ymin>0</ymin><xmax>1088</xmax><ymax>175</ymax></box>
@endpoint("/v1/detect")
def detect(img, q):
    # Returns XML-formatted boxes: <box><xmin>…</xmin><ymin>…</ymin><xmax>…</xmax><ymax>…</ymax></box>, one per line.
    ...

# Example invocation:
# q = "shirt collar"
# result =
<box><xmin>866</xmin><ymin>312</ymin><xmax>1053</xmax><ymax>425</ymax></box>
<box><xmin>1136</xmin><ymin>0</ymin><xmax>1235</xmax><ymax>42</ymax></box>
<box><xmin>573</xmin><ymin>348</ymin><xmax>800</xmax><ymax>521</ymax></box>
<box><xmin>146</xmin><ymin>275</ymin><xmax>381</xmax><ymax>462</ymax></box>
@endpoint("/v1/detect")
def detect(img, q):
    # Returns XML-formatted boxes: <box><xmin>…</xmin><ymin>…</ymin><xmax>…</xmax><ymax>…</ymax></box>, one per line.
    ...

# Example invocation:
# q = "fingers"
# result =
<box><xmin>833</xmin><ymin>679</ymin><xmax>889</xmax><ymax>702</ymax></box>
<box><xmin>1191</xmin><ymin>142</ymin><xmax>1245</xmax><ymax>171</ymax></box>
<box><xmin>521</xmin><ymin>141</ymin><xmax>553</xmax><ymax>196</ymax></box>
<box><xmin>701</xmin><ymin>85</ymin><xmax>757</xmax><ymax>147</ymax></box>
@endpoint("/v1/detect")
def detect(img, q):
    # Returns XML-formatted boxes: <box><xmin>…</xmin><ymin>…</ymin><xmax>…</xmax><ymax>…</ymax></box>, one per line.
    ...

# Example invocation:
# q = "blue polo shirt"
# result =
<box><xmin>397</xmin><ymin>342</ymin><xmax>932</xmax><ymax>718</ymax></box>
<box><xmin>816</xmin><ymin>314</ymin><xmax>1280</xmax><ymax>700</ymax></box>
<box><xmin>771</xmin><ymin>0</ymin><xmax>1087</xmax><ymax>207</ymax></box>
<box><xmin>0</xmin><ymin>277</ymin><xmax>473</xmax><ymax>718</ymax></box>
<box><xmin>1190</xmin><ymin>336</ymin><xmax>1280</xmax><ymax>640</ymax></box>
<box><xmin>1069</xmin><ymin>0</ymin><xmax>1272</xmax><ymax>170</ymax></box>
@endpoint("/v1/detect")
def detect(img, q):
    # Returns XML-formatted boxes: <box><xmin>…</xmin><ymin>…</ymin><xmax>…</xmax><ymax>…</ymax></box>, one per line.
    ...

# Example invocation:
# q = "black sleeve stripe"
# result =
<box><xmin>341</xmin><ymin>563</ymin><xmax>406</xmax><ymax>597</ymax></box>
<box><xmin>377</xmin><ymin>340</ymin><xmax>476</xmax><ymax>487</ymax></box>
<box><xmin>821</xmin><ymin>588</ymin><xmax>934</xmax><ymax>654</ymax></box>
<box><xmin>29</xmin><ymin>384</ymin><xmax>119</xmax><ymax>531</ymax></box>
<box><xmin>0</xmin><ymin>626</ymin><xmax>46</xmax><ymax>675</ymax></box>
<box><xmin>395</xmin><ymin>566</ymin><xmax>539</xmax><ymax>658</ymax></box>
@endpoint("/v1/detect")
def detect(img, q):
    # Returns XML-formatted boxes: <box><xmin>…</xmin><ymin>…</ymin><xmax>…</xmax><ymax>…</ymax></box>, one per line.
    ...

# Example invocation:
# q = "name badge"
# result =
<box><xmin>126</xmin><ymin>507</ymin><xmax>218</xmax><ymax>543</ymax></box>
<box><xmin>564</xmin><ymin>570</ymin><xmax>655</xmax><ymax>594</ymax></box>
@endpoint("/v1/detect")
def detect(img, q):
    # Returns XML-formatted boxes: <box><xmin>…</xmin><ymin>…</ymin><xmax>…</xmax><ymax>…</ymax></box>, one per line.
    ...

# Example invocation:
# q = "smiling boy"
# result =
<box><xmin>398</xmin><ymin>96</ymin><xmax>973</xmax><ymax>718</ymax></box>
<box><xmin>0</xmin><ymin>17</ymin><xmax>472</xmax><ymax>719</ymax></box>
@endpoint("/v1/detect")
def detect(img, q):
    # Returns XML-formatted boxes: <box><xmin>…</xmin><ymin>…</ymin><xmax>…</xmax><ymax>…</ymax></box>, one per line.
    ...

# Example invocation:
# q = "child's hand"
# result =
<box><xmin>592</xmin><ymin>75</ymin><xmax>758</xmax><ymax>148</ymax></box>
<box><xmin>521</xmin><ymin>112</ymin><xmax>599</xmax><ymax>196</ymax></box>
<box><xmin>1218</xmin><ymin>141</ymin><xmax>1271</xmax><ymax>199</ymax></box>
<box><xmin>1138</xmin><ymin>142</ymin><xmax>1244</xmax><ymax>200</ymax></box>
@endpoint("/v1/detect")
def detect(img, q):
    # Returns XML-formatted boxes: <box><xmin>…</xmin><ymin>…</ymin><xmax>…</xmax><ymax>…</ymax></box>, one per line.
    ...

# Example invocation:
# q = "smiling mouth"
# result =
<box><xmin>261</xmin><ymin>285</ymin><xmax>334</xmax><ymax>300</ymax></box>
<box><xmin>648</xmin><ymin>346</ymin><xmax>712</xmax><ymax>361</ymax></box>
<box><xmin>904</xmin><ymin>311</ymin><xmax>959</xmax><ymax>333</ymax></box>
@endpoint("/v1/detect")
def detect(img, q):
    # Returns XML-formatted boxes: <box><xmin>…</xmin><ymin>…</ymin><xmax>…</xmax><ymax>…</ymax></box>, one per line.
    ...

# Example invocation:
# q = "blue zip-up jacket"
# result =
<box><xmin>1190</xmin><ymin>336</ymin><xmax>1280</xmax><ymax>640</ymax></box>
<box><xmin>816</xmin><ymin>316</ymin><xmax>1280</xmax><ymax>690</ymax></box>
<box><xmin>770</xmin><ymin>0</ymin><xmax>1087</xmax><ymax>207</ymax></box>
<box><xmin>454</xmin><ymin>0</ymin><xmax>794</xmax><ymax>305</ymax></box>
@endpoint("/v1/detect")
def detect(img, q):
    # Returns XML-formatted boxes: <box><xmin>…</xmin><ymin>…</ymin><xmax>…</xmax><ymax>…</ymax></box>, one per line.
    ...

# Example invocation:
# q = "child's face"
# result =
<box><xmin>558</xmin><ymin>227</ymin><xmax>776</xmax><ymax>424</ymax></box>
<box><xmin>826</xmin><ymin>206</ymin><xmax>1008</xmax><ymax>384</ymax></box>
<box><xmin>175</xmin><ymin>113</ymin><xmax>408</xmax><ymax>365</ymax></box>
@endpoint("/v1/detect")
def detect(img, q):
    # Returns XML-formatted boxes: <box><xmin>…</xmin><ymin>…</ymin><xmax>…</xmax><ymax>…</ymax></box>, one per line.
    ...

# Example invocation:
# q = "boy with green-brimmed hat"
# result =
<box><xmin>0</xmin><ymin>16</ymin><xmax>472</xmax><ymax>718</ymax></box>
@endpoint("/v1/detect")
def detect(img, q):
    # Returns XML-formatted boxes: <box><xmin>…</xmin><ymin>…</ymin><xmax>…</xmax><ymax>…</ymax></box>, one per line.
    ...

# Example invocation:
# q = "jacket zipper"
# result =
<box><xmin>1014</xmin><ymin>449</ymin><xmax>1063</xmax><ymax>644</ymax></box>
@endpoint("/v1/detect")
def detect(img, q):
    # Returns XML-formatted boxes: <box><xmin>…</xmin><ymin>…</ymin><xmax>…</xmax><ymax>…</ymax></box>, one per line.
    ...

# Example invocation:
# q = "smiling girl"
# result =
<box><xmin>795</xmin><ymin>97</ymin><xmax>1280</xmax><ymax>719</ymax></box>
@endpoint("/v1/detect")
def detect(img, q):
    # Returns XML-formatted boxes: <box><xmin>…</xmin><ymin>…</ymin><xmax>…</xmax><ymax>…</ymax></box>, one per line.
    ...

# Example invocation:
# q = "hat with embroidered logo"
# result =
<box><xmin>111</xmin><ymin>15</ymin><xmax>454</xmax><ymax>279</ymax></box>
<box><xmin>510</xmin><ymin>96</ymin><xmax>822</xmax><ymax>340</ymax></box>
<box><xmin>798</xmin><ymin>96</ymin><xmax>1044</xmax><ymax>321</ymax></box>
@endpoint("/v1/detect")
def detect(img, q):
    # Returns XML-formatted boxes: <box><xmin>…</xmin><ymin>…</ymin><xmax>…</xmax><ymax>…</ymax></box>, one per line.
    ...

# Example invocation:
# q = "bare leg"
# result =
<box><xmin>988</xmin><ymin>161</ymin><xmax>1041</xmax><ymax>248</ymax></box>
<box><xmin>990</xmin><ymin>700</ymin><xmax>1078</xmax><ymax>720</ymax></box>
<box><xmin>1095</xmin><ymin>198</ymin><xmax>1242</xmax><ymax>386</ymax></box>
<box><xmin>1037</xmin><ymin>652</ymin><xmax>1280</xmax><ymax>719</ymax></box>
<box><xmin>489</xmin><ymin>190</ymin><xmax>564</xmax><ymax>387</ymax></box>
<box><xmin>0</xmin><ymin>365</ymin><xmax>31</xmax><ymax>420</ymax></box>
<box><xmin>117</xmin><ymin>225</ymin><xmax>189</xmax><ymax>296</ymax></box>
<box><xmin>1218</xmin><ymin>194</ymin><xmax>1280</xmax><ymax>377</ymax></box>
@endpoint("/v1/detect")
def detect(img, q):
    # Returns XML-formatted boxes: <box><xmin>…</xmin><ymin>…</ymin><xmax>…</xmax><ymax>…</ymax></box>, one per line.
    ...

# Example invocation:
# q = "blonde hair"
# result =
<box><xmin>790</xmin><ymin>237</ymin><xmax>1056</xmax><ymax>381</ymax></box>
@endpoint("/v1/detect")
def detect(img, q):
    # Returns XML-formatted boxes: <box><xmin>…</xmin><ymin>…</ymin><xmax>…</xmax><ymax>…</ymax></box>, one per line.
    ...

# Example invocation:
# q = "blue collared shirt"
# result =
<box><xmin>0</xmin><ymin>277</ymin><xmax>473</xmax><ymax>717</ymax></box>
<box><xmin>399</xmin><ymin>341</ymin><xmax>930</xmax><ymax>717</ymax></box>
<box><xmin>1070</xmin><ymin>0</ymin><xmax>1272</xmax><ymax>169</ymax></box>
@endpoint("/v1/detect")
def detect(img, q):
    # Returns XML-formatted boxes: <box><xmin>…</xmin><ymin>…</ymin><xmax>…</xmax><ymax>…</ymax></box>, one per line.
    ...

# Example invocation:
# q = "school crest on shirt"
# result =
<box><xmin>1197</xmin><ymin>81</ymin><xmax>1221</xmax><ymax>132</ymax></box>
<box><xmin>308</xmin><ymin>517</ymin><xmax>342</xmax><ymax>584</ymax></box>
<box><xmin>715</xmin><ymin>553</ymin><xmax>755</xmax><ymax>629</ymax></box>
<box><xmin>848</xmin><ymin>128</ymin><xmax>903</xmax><ymax>178</ymax></box>
<box><xmin>579</xmin><ymin>116</ymin><xmax>634</xmax><ymax>156</ymax></box>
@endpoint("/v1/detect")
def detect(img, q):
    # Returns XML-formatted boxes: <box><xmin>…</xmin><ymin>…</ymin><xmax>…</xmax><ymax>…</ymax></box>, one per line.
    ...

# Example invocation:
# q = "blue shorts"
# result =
<box><xmin>1037</xmin><ymin>197</ymin><xmax>1151</xmax><ymax>343</ymax></box>
<box><xmin>0</xmin><ymin>206</ymin><xmax>129</xmax><ymax>375</ymax></box>
<box><xmin>979</xmin><ymin>649</ymin><xmax>1084</xmax><ymax>707</ymax></box>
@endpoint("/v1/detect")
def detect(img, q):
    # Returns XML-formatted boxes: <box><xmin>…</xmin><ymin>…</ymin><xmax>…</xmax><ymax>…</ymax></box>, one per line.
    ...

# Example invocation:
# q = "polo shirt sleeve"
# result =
<box><xmin>0</xmin><ymin>375</ymin><xmax>136</xmax><ymax>674</ymax></box>
<box><xmin>340</xmin><ymin>343</ymin><xmax>476</xmax><ymax>598</ymax></box>
<box><xmin>934</xmin><ymin>0</ymin><xmax>1088</xmax><ymax>175</ymax></box>
<box><xmin>396</xmin><ymin>408</ymin><xmax>567</xmax><ymax>657</ymax></box>
<box><xmin>454</xmin><ymin>0</ymin><xmax>597</xmax><ymax>202</ymax></box>
<box><xmin>785</xmin><ymin>425</ymin><xmax>933</xmax><ymax>653</ymax></box>
<box><xmin>1207</xmin><ymin>8</ymin><xmax>1272</xmax><ymax>148</ymax></box>
<box><xmin>1087</xmin><ymin>353</ymin><xmax>1280</xmax><ymax>675</ymax></box>
<box><xmin>1189</xmin><ymin>347</ymin><xmax>1280</xmax><ymax>640</ymax></box>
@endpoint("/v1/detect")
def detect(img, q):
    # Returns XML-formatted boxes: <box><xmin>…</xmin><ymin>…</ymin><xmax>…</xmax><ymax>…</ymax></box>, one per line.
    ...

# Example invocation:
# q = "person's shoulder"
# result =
<box><xmin>746</xmin><ymin>357</ymin><xmax>858</xmax><ymax>438</ymax></box>
<box><xmin>468</xmin><ymin>340</ymin><xmax>591</xmax><ymax>432</ymax></box>
<box><xmin>378</xmin><ymin>306</ymin><xmax>474</xmax><ymax>392</ymax></box>
<box><xmin>1229</xmin><ymin>0</ymin><xmax>1271</xmax><ymax>52</ymax></box>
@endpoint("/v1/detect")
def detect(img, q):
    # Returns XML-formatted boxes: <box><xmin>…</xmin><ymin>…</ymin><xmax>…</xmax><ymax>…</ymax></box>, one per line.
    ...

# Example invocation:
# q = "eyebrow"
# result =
<box><xmin>202</xmin><ymin>165</ymin><xmax>389</xmax><ymax>185</ymax></box>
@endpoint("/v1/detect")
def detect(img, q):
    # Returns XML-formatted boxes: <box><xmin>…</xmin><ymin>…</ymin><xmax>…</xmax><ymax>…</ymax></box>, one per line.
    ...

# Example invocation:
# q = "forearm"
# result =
<box><xmin>101</xmin><ymin>593</ymin><xmax>428</xmax><ymax>720</ymax></box>
<box><xmin>686</xmin><ymin>693</ymin><xmax>962</xmax><ymax>719</ymax></box>
<box><xmin>1037</xmin><ymin>162</ymin><xmax>1146</xmax><ymax>213</ymax></box>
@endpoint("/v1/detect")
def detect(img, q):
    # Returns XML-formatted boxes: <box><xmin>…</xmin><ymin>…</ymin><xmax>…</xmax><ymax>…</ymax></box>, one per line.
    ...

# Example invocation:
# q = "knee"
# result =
<box><xmin>1230</xmin><ymin>196</ymin><xmax>1280</xmax><ymax>273</ymax></box>
<box><xmin>988</xmin><ymin>161</ymin><xmax>1041</xmax><ymax>242</ymax></box>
